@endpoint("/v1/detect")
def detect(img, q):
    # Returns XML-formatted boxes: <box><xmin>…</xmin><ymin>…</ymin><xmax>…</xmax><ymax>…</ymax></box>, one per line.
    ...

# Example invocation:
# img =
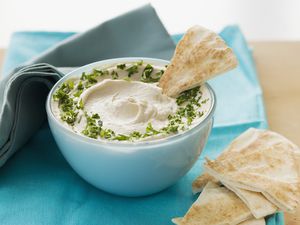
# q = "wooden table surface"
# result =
<box><xmin>251</xmin><ymin>42</ymin><xmax>300</xmax><ymax>225</ymax></box>
<box><xmin>0</xmin><ymin>43</ymin><xmax>300</xmax><ymax>224</ymax></box>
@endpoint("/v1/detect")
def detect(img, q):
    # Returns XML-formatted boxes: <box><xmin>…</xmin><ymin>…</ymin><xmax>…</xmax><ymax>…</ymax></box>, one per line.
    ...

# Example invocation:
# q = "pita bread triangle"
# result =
<box><xmin>192</xmin><ymin>129</ymin><xmax>278</xmax><ymax>218</ymax></box>
<box><xmin>159</xmin><ymin>25</ymin><xmax>238</xmax><ymax>97</ymax></box>
<box><xmin>172</xmin><ymin>182</ymin><xmax>252</xmax><ymax>225</ymax></box>
<box><xmin>223</xmin><ymin>181</ymin><xmax>277</xmax><ymax>218</ymax></box>
<box><xmin>173</xmin><ymin>215</ymin><xmax>265</xmax><ymax>225</ymax></box>
<box><xmin>239</xmin><ymin>218</ymin><xmax>266</xmax><ymax>225</ymax></box>
<box><xmin>204</xmin><ymin>128</ymin><xmax>300</xmax><ymax>212</ymax></box>
<box><xmin>192</xmin><ymin>172</ymin><xmax>219</xmax><ymax>194</ymax></box>
<box><xmin>192</xmin><ymin>173</ymin><xmax>277</xmax><ymax>218</ymax></box>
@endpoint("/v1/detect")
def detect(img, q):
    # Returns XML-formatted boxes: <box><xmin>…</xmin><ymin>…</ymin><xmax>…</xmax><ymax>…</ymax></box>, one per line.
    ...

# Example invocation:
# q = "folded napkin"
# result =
<box><xmin>0</xmin><ymin>4</ymin><xmax>175</xmax><ymax>167</ymax></box>
<box><xmin>0</xmin><ymin>5</ymin><xmax>283</xmax><ymax>225</ymax></box>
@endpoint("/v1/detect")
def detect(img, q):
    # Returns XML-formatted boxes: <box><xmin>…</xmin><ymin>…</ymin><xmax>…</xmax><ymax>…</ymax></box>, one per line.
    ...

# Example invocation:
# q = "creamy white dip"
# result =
<box><xmin>51</xmin><ymin>61</ymin><xmax>211</xmax><ymax>142</ymax></box>
<box><xmin>81</xmin><ymin>79</ymin><xmax>178</xmax><ymax>134</ymax></box>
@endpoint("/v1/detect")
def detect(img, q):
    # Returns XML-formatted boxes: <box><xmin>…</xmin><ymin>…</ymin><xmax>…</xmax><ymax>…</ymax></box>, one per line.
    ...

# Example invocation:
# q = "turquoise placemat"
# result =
<box><xmin>0</xmin><ymin>27</ymin><xmax>284</xmax><ymax>225</ymax></box>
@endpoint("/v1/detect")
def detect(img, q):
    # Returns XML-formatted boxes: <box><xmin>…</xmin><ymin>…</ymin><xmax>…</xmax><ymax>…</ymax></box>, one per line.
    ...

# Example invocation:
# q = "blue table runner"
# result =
<box><xmin>0</xmin><ymin>26</ymin><xmax>284</xmax><ymax>225</ymax></box>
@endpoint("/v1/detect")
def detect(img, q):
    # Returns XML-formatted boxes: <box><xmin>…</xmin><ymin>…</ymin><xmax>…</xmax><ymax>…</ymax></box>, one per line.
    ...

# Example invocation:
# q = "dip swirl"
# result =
<box><xmin>81</xmin><ymin>79</ymin><xmax>177</xmax><ymax>135</ymax></box>
<box><xmin>51</xmin><ymin>61</ymin><xmax>210</xmax><ymax>141</ymax></box>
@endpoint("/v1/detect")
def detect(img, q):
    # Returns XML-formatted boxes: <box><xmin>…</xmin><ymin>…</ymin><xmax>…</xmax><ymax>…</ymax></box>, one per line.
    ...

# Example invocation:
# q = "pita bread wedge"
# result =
<box><xmin>172</xmin><ymin>217</ymin><xmax>183</xmax><ymax>225</ymax></box>
<box><xmin>192</xmin><ymin>173</ymin><xmax>277</xmax><ymax>218</ymax></box>
<box><xmin>223</xmin><ymin>182</ymin><xmax>277</xmax><ymax>218</ymax></box>
<box><xmin>159</xmin><ymin>25</ymin><xmax>238</xmax><ymax>97</ymax></box>
<box><xmin>193</xmin><ymin>129</ymin><xmax>278</xmax><ymax>218</ymax></box>
<box><xmin>192</xmin><ymin>173</ymin><xmax>218</xmax><ymax>194</ymax></box>
<box><xmin>205</xmin><ymin>128</ymin><xmax>300</xmax><ymax>212</ymax></box>
<box><xmin>239</xmin><ymin>218</ymin><xmax>266</xmax><ymax>225</ymax></box>
<box><xmin>192</xmin><ymin>128</ymin><xmax>268</xmax><ymax>192</ymax></box>
<box><xmin>172</xmin><ymin>182</ymin><xmax>252</xmax><ymax>225</ymax></box>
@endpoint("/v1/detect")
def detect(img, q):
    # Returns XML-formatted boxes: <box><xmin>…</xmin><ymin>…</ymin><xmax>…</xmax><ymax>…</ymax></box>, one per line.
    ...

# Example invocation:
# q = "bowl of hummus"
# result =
<box><xmin>46</xmin><ymin>57</ymin><xmax>216</xmax><ymax>197</ymax></box>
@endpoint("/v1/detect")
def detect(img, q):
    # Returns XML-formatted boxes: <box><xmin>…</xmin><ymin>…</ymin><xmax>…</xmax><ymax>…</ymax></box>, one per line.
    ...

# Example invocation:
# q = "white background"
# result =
<box><xmin>1</xmin><ymin>0</ymin><xmax>300</xmax><ymax>48</ymax></box>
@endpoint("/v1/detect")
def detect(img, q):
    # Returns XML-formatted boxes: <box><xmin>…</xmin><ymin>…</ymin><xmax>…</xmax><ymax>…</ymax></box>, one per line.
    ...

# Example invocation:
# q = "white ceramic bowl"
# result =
<box><xmin>46</xmin><ymin>57</ymin><xmax>216</xmax><ymax>197</ymax></box>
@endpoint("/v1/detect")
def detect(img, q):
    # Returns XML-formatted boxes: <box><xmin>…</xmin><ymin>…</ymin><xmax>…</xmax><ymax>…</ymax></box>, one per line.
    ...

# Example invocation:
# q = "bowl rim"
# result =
<box><xmin>46</xmin><ymin>57</ymin><xmax>216</xmax><ymax>147</ymax></box>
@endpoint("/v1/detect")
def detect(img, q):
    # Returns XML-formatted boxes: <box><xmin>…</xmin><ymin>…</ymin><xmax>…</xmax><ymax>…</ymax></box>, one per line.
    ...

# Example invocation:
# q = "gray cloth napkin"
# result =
<box><xmin>0</xmin><ymin>4</ymin><xmax>175</xmax><ymax>167</ymax></box>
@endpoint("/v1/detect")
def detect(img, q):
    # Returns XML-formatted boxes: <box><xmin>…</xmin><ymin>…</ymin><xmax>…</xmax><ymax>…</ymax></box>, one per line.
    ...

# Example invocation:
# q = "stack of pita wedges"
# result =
<box><xmin>159</xmin><ymin>26</ymin><xmax>300</xmax><ymax>224</ymax></box>
<box><xmin>172</xmin><ymin>128</ymin><xmax>300</xmax><ymax>225</ymax></box>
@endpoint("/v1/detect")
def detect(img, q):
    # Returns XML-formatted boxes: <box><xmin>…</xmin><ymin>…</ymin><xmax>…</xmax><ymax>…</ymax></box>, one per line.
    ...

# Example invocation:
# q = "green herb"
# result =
<box><xmin>93</xmin><ymin>69</ymin><xmax>109</xmax><ymax>77</ymax></box>
<box><xmin>201</xmin><ymin>99</ymin><xmax>209</xmax><ymax>104</ymax></box>
<box><xmin>73</xmin><ymin>90</ymin><xmax>83</xmax><ymax>97</ymax></box>
<box><xmin>130</xmin><ymin>131</ymin><xmax>142</xmax><ymax>139</ymax></box>
<box><xmin>143</xmin><ymin>122</ymin><xmax>160</xmax><ymax>137</ymax></box>
<box><xmin>140</xmin><ymin>64</ymin><xmax>153</xmax><ymax>82</ymax></box>
<box><xmin>92</xmin><ymin>113</ymin><xmax>100</xmax><ymax>119</ymax></box>
<box><xmin>137</xmin><ymin>60</ymin><xmax>143</xmax><ymax>66</ymax></box>
<box><xmin>80</xmin><ymin>72</ymin><xmax>86</xmax><ymax>80</ymax></box>
<box><xmin>111</xmin><ymin>70</ymin><xmax>119</xmax><ymax>79</ymax></box>
<box><xmin>176</xmin><ymin>86</ymin><xmax>200</xmax><ymax>105</ymax></box>
<box><xmin>161</xmin><ymin>114</ymin><xmax>183</xmax><ymax>134</ymax></box>
<box><xmin>68</xmin><ymin>80</ymin><xmax>74</xmax><ymax>90</ymax></box>
<box><xmin>61</xmin><ymin>97</ymin><xmax>74</xmax><ymax>112</ymax></box>
<box><xmin>77</xmin><ymin>99</ymin><xmax>84</xmax><ymax>110</ymax></box>
<box><xmin>140</xmin><ymin>65</ymin><xmax>164</xmax><ymax>83</ymax></box>
<box><xmin>81</xmin><ymin>113</ymin><xmax>102</xmax><ymax>139</ymax></box>
<box><xmin>198</xmin><ymin>111</ymin><xmax>204</xmax><ymax>117</ymax></box>
<box><xmin>117</xmin><ymin>64</ymin><xmax>126</xmax><ymax>70</ymax></box>
<box><xmin>53</xmin><ymin>89</ymin><xmax>68</xmax><ymax>103</ymax></box>
<box><xmin>53</xmin><ymin>81</ymin><xmax>74</xmax><ymax>102</ymax></box>
<box><xmin>77</xmin><ymin>81</ymin><xmax>84</xmax><ymax>90</ymax></box>
<box><xmin>153</xmin><ymin>70</ymin><xmax>164</xmax><ymax>80</ymax></box>
<box><xmin>53</xmin><ymin>81</ymin><xmax>81</xmax><ymax>125</ymax></box>
<box><xmin>61</xmin><ymin>110</ymin><xmax>78</xmax><ymax>126</ymax></box>
<box><xmin>80</xmin><ymin>71</ymin><xmax>98</xmax><ymax>84</ymax></box>
<box><xmin>100</xmin><ymin>128</ymin><xmax>115</xmax><ymax>139</ymax></box>
<box><xmin>78</xmin><ymin>115</ymin><xmax>82</xmax><ymax>123</ymax></box>
<box><xmin>113</xmin><ymin>134</ymin><xmax>130</xmax><ymax>141</ymax></box>
<box><xmin>126</xmin><ymin>65</ymin><xmax>139</xmax><ymax>77</ymax></box>
<box><xmin>162</xmin><ymin>124</ymin><xmax>179</xmax><ymax>133</ymax></box>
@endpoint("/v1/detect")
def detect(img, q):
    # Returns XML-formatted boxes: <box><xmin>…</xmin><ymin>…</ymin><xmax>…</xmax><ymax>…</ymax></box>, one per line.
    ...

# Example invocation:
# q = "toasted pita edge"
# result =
<box><xmin>204</xmin><ymin>159</ymin><xmax>299</xmax><ymax>212</ymax></box>
<box><xmin>159</xmin><ymin>25</ymin><xmax>238</xmax><ymax>97</ymax></box>
<box><xmin>223</xmin><ymin>181</ymin><xmax>277</xmax><ymax>219</ymax></box>
<box><xmin>239</xmin><ymin>218</ymin><xmax>266</xmax><ymax>225</ymax></box>
<box><xmin>175</xmin><ymin>182</ymin><xmax>253</xmax><ymax>225</ymax></box>
<box><xmin>172</xmin><ymin>217</ymin><xmax>183</xmax><ymax>225</ymax></box>
<box><xmin>192</xmin><ymin>173</ymin><xmax>218</xmax><ymax>194</ymax></box>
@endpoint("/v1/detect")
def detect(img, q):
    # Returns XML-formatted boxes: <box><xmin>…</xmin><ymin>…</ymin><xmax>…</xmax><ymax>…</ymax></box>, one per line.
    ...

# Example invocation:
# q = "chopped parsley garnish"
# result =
<box><xmin>143</xmin><ymin>122</ymin><xmax>160</xmax><ymax>137</ymax></box>
<box><xmin>176</xmin><ymin>86</ymin><xmax>200</xmax><ymax>105</ymax></box>
<box><xmin>77</xmin><ymin>99</ymin><xmax>84</xmax><ymax>110</ymax></box>
<box><xmin>61</xmin><ymin>111</ymin><xmax>78</xmax><ymax>126</ymax></box>
<box><xmin>77</xmin><ymin>81</ymin><xmax>84</xmax><ymax>90</ymax></box>
<box><xmin>141</xmin><ymin>64</ymin><xmax>153</xmax><ymax>82</ymax></box>
<box><xmin>53</xmin><ymin>62</ymin><xmax>209</xmax><ymax>141</ymax></box>
<box><xmin>126</xmin><ymin>65</ymin><xmax>139</xmax><ymax>77</ymax></box>
<box><xmin>81</xmin><ymin>113</ymin><xmax>103</xmax><ymax>139</ymax></box>
<box><xmin>92</xmin><ymin>113</ymin><xmax>100</xmax><ymax>119</ymax></box>
<box><xmin>81</xmin><ymin>72</ymin><xmax>96</xmax><ymax>83</ymax></box>
<box><xmin>111</xmin><ymin>70</ymin><xmax>119</xmax><ymax>79</ymax></box>
<box><xmin>117</xmin><ymin>64</ymin><xmax>126</xmax><ymax>70</ymax></box>
<box><xmin>130</xmin><ymin>131</ymin><xmax>142</xmax><ymax>139</ymax></box>
<box><xmin>125</xmin><ymin>61</ymin><xmax>144</xmax><ymax>77</ymax></box>
<box><xmin>140</xmin><ymin>64</ymin><xmax>164</xmax><ymax>83</ymax></box>
<box><xmin>113</xmin><ymin>134</ymin><xmax>130</xmax><ymax>141</ymax></box>
<box><xmin>100</xmin><ymin>128</ymin><xmax>115</xmax><ymax>139</ymax></box>
<box><xmin>73</xmin><ymin>90</ymin><xmax>83</xmax><ymax>97</ymax></box>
